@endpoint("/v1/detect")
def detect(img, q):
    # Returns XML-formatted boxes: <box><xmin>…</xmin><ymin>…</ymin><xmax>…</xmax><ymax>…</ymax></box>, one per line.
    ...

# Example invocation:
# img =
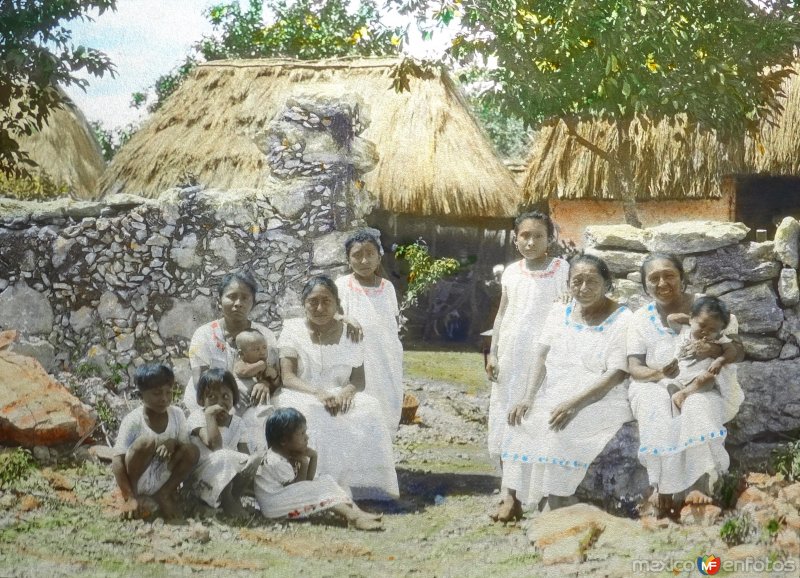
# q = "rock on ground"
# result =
<box><xmin>0</xmin><ymin>351</ymin><xmax>95</xmax><ymax>446</ymax></box>
<box><xmin>643</xmin><ymin>221</ymin><xmax>749</xmax><ymax>255</ymax></box>
<box><xmin>774</xmin><ymin>216</ymin><xmax>800</xmax><ymax>269</ymax></box>
<box><xmin>584</xmin><ymin>224</ymin><xmax>647</xmax><ymax>251</ymax></box>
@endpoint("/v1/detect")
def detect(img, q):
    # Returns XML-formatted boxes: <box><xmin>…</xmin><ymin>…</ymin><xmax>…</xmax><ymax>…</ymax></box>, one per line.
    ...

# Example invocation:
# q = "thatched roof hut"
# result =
<box><xmin>522</xmin><ymin>115</ymin><xmax>746</xmax><ymax>205</ymax></box>
<box><xmin>523</xmin><ymin>68</ymin><xmax>800</xmax><ymax>206</ymax></box>
<box><xmin>14</xmin><ymin>95</ymin><xmax>105</xmax><ymax>199</ymax></box>
<box><xmin>100</xmin><ymin>58</ymin><xmax>519</xmax><ymax>220</ymax></box>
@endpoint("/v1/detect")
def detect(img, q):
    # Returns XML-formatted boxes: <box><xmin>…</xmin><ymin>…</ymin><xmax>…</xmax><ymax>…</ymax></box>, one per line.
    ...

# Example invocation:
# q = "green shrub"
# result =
<box><xmin>713</xmin><ymin>469</ymin><xmax>743</xmax><ymax>509</ymax></box>
<box><xmin>720</xmin><ymin>511</ymin><xmax>758</xmax><ymax>546</ymax></box>
<box><xmin>0</xmin><ymin>172</ymin><xmax>70</xmax><ymax>201</ymax></box>
<box><xmin>771</xmin><ymin>440</ymin><xmax>800</xmax><ymax>482</ymax></box>
<box><xmin>0</xmin><ymin>448</ymin><xmax>36</xmax><ymax>488</ymax></box>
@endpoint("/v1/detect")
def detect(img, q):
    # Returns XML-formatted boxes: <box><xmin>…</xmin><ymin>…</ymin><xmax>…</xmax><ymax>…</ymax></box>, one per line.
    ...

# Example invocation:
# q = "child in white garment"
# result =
<box><xmin>188</xmin><ymin>368</ymin><xmax>261</xmax><ymax>517</ymax></box>
<box><xmin>254</xmin><ymin>408</ymin><xmax>383</xmax><ymax>530</ymax></box>
<box><xmin>665</xmin><ymin>296</ymin><xmax>738</xmax><ymax>414</ymax></box>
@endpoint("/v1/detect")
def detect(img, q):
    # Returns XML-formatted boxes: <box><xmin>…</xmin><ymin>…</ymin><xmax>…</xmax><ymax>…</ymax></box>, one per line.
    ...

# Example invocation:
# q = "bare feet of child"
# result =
<box><xmin>221</xmin><ymin>492</ymin><xmax>250</xmax><ymax>519</ymax></box>
<box><xmin>153</xmin><ymin>488</ymin><xmax>181</xmax><ymax>520</ymax></box>
<box><xmin>350</xmin><ymin>514</ymin><xmax>383</xmax><ymax>531</ymax></box>
<box><xmin>490</xmin><ymin>495</ymin><xmax>523</xmax><ymax>522</ymax></box>
<box><xmin>684</xmin><ymin>490</ymin><xmax>713</xmax><ymax>505</ymax></box>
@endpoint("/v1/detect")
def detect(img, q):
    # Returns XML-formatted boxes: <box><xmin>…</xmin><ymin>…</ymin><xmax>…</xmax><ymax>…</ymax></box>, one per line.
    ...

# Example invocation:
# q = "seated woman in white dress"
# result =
<box><xmin>184</xmin><ymin>270</ymin><xmax>280</xmax><ymax>451</ymax></box>
<box><xmin>628</xmin><ymin>254</ymin><xmax>745</xmax><ymax>518</ymax></box>
<box><xmin>273</xmin><ymin>275</ymin><xmax>399</xmax><ymax>501</ymax></box>
<box><xmin>497</xmin><ymin>254</ymin><xmax>633</xmax><ymax>521</ymax></box>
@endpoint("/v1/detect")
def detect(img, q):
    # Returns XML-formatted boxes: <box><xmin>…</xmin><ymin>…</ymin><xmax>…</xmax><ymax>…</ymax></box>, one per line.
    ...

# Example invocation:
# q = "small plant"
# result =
<box><xmin>771</xmin><ymin>439</ymin><xmax>800</xmax><ymax>481</ymax></box>
<box><xmin>394</xmin><ymin>239</ymin><xmax>460</xmax><ymax>319</ymax></box>
<box><xmin>720</xmin><ymin>511</ymin><xmax>758</xmax><ymax>546</ymax></box>
<box><xmin>0</xmin><ymin>448</ymin><xmax>36</xmax><ymax>489</ymax></box>
<box><xmin>713</xmin><ymin>469</ymin><xmax>743</xmax><ymax>509</ymax></box>
<box><xmin>94</xmin><ymin>399</ymin><xmax>118</xmax><ymax>432</ymax></box>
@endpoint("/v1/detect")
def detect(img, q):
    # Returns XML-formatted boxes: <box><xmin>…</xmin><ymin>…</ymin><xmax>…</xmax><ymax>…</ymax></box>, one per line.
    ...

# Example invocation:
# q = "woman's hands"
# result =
<box><xmin>686</xmin><ymin>339</ymin><xmax>723</xmax><ymax>360</ymax></box>
<box><xmin>659</xmin><ymin>358</ymin><xmax>680</xmax><ymax>380</ymax></box>
<box><xmin>485</xmin><ymin>353</ymin><xmax>499</xmax><ymax>382</ymax></box>
<box><xmin>316</xmin><ymin>386</ymin><xmax>357</xmax><ymax>415</ymax></box>
<box><xmin>251</xmin><ymin>381</ymin><xmax>271</xmax><ymax>405</ymax></box>
<box><xmin>337</xmin><ymin>314</ymin><xmax>363</xmax><ymax>342</ymax></box>
<box><xmin>549</xmin><ymin>399</ymin><xmax>582</xmax><ymax>431</ymax></box>
<box><xmin>507</xmin><ymin>402</ymin><xmax>531</xmax><ymax>426</ymax></box>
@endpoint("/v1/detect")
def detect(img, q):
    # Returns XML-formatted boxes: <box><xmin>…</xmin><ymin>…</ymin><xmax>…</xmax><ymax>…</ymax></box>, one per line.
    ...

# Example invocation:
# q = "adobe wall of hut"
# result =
<box><xmin>551</xmin><ymin>190</ymin><xmax>735</xmax><ymax>246</ymax></box>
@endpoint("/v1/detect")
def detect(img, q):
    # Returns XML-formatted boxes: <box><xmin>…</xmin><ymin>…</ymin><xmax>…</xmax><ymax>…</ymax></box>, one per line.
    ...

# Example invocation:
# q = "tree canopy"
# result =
<box><xmin>132</xmin><ymin>0</ymin><xmax>405</xmax><ymax>114</ymax></box>
<box><xmin>408</xmin><ymin>0</ymin><xmax>800</xmax><ymax>134</ymax></box>
<box><xmin>0</xmin><ymin>0</ymin><xmax>116</xmax><ymax>178</ymax></box>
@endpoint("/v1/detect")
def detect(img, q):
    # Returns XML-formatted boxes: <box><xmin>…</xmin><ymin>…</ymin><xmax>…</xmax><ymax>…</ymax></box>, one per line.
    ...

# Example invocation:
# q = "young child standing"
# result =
<box><xmin>254</xmin><ymin>408</ymin><xmax>383</xmax><ymax>530</ymax></box>
<box><xmin>234</xmin><ymin>329</ymin><xmax>279</xmax><ymax>452</ymax></box>
<box><xmin>485</xmin><ymin>212</ymin><xmax>568</xmax><ymax>520</ymax></box>
<box><xmin>335</xmin><ymin>230</ymin><xmax>403</xmax><ymax>431</ymax></box>
<box><xmin>188</xmin><ymin>368</ymin><xmax>262</xmax><ymax>517</ymax></box>
<box><xmin>665</xmin><ymin>296</ymin><xmax>743</xmax><ymax>419</ymax></box>
<box><xmin>112</xmin><ymin>364</ymin><xmax>199</xmax><ymax>519</ymax></box>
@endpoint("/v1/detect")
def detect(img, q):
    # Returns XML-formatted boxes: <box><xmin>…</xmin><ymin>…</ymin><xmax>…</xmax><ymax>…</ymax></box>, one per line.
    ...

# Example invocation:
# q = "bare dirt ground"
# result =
<box><xmin>1</xmin><ymin>375</ymin><xmax>798</xmax><ymax>577</ymax></box>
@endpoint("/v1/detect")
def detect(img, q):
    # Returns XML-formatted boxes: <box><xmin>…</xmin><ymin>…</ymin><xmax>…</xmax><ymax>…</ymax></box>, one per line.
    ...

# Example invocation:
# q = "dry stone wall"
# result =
<box><xmin>0</xmin><ymin>93</ymin><xmax>377</xmax><ymax>384</ymax></box>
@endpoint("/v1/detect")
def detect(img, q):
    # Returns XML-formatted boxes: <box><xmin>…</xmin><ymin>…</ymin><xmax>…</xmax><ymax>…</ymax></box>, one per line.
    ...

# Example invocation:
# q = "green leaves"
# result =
<box><xmin>400</xmin><ymin>0</ymin><xmax>800</xmax><ymax>135</ymax></box>
<box><xmin>0</xmin><ymin>1</ymin><xmax>118</xmax><ymax>179</ymax></box>
<box><xmin>394</xmin><ymin>240</ymin><xmax>460</xmax><ymax>311</ymax></box>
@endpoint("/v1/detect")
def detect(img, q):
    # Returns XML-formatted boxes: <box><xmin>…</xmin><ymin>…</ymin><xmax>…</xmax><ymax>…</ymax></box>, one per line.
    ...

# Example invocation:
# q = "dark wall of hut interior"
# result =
<box><xmin>734</xmin><ymin>175</ymin><xmax>800</xmax><ymax>239</ymax></box>
<box><xmin>366</xmin><ymin>211</ymin><xmax>515</xmax><ymax>349</ymax></box>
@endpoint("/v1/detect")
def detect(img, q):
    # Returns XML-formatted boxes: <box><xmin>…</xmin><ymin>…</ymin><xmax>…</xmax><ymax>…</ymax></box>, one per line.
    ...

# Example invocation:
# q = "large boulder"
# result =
<box><xmin>728</xmin><ymin>360</ymin><xmax>800</xmax><ymax>448</ymax></box>
<box><xmin>774</xmin><ymin>216</ymin><xmax>800</xmax><ymax>269</ymax></box>
<box><xmin>584</xmin><ymin>224</ymin><xmax>647</xmax><ymax>251</ymax></box>
<box><xmin>576</xmin><ymin>422</ymin><xmax>649</xmax><ymax>516</ymax></box>
<box><xmin>643</xmin><ymin>221</ymin><xmax>749</xmax><ymax>255</ymax></box>
<box><xmin>0</xmin><ymin>282</ymin><xmax>53</xmax><ymax>335</ymax></box>
<box><xmin>157</xmin><ymin>296</ymin><xmax>215</xmax><ymax>340</ymax></box>
<box><xmin>690</xmin><ymin>242</ymin><xmax>780</xmax><ymax>287</ymax></box>
<box><xmin>0</xmin><ymin>350</ymin><xmax>95</xmax><ymax>446</ymax></box>
<box><xmin>584</xmin><ymin>248</ymin><xmax>646</xmax><ymax>276</ymax></box>
<box><xmin>7</xmin><ymin>338</ymin><xmax>56</xmax><ymax>373</ymax></box>
<box><xmin>739</xmin><ymin>335</ymin><xmax>784</xmax><ymax>361</ymax></box>
<box><xmin>719</xmin><ymin>283</ymin><xmax>783</xmax><ymax>334</ymax></box>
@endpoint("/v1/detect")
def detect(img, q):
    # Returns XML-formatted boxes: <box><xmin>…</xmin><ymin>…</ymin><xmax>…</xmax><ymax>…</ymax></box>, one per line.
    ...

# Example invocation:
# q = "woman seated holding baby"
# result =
<box><xmin>628</xmin><ymin>254</ymin><xmax>745</xmax><ymax>519</ymax></box>
<box><xmin>184</xmin><ymin>270</ymin><xmax>280</xmax><ymax>450</ymax></box>
<box><xmin>273</xmin><ymin>275</ymin><xmax>399</xmax><ymax>501</ymax></box>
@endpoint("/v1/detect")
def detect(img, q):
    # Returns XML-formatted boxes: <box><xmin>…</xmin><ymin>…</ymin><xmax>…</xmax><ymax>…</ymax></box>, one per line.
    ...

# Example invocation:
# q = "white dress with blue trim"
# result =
<box><xmin>627</xmin><ymin>302</ymin><xmax>743</xmax><ymax>495</ymax></box>
<box><xmin>500</xmin><ymin>301</ymin><xmax>633</xmax><ymax>504</ymax></box>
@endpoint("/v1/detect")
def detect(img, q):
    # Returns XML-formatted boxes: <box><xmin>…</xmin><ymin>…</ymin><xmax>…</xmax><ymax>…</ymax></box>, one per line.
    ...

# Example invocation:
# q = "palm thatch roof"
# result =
<box><xmin>100</xmin><ymin>58</ymin><xmax>519</xmax><ymax>219</ymax></box>
<box><xmin>747</xmin><ymin>65</ymin><xmax>800</xmax><ymax>175</ymax></box>
<box><xmin>14</xmin><ymin>95</ymin><xmax>105</xmax><ymax>199</ymax></box>
<box><xmin>524</xmin><ymin>68</ymin><xmax>800</xmax><ymax>204</ymax></box>
<box><xmin>522</xmin><ymin>115</ymin><xmax>746</xmax><ymax>204</ymax></box>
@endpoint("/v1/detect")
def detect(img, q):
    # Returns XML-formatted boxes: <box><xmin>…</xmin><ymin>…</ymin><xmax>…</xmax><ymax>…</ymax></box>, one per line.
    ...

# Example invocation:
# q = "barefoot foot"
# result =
<box><xmin>153</xmin><ymin>489</ymin><xmax>181</xmax><ymax>520</ymax></box>
<box><xmin>351</xmin><ymin>515</ymin><xmax>383</xmax><ymax>531</ymax></box>
<box><xmin>684</xmin><ymin>490</ymin><xmax>713</xmax><ymax>505</ymax></box>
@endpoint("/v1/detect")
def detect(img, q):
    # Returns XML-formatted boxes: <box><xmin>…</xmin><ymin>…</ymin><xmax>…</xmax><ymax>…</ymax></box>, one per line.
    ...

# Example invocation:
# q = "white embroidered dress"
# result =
<box><xmin>335</xmin><ymin>274</ymin><xmax>404</xmax><ymax>430</ymax></box>
<box><xmin>501</xmin><ymin>302</ymin><xmax>633</xmax><ymax>504</ymax></box>
<box><xmin>187</xmin><ymin>410</ymin><xmax>251</xmax><ymax>508</ymax></box>
<box><xmin>488</xmin><ymin>257</ymin><xmax>569</xmax><ymax>457</ymax></box>
<box><xmin>184</xmin><ymin>319</ymin><xmax>278</xmax><ymax>451</ymax></box>
<box><xmin>112</xmin><ymin>406</ymin><xmax>190</xmax><ymax>496</ymax></box>
<box><xmin>274</xmin><ymin>318</ymin><xmax>399</xmax><ymax>500</ymax></box>
<box><xmin>627</xmin><ymin>302</ymin><xmax>744</xmax><ymax>494</ymax></box>
<box><xmin>255</xmin><ymin>449</ymin><xmax>352</xmax><ymax>519</ymax></box>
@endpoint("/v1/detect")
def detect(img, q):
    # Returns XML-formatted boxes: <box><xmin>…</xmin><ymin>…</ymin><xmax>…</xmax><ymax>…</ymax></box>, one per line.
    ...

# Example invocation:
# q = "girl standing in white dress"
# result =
<box><xmin>255</xmin><ymin>408</ymin><xmax>382</xmax><ymax>530</ymax></box>
<box><xmin>499</xmin><ymin>254</ymin><xmax>633</xmax><ymax>520</ymax></box>
<box><xmin>188</xmin><ymin>369</ymin><xmax>261</xmax><ymax>516</ymax></box>
<box><xmin>274</xmin><ymin>276</ymin><xmax>399</xmax><ymax>500</ymax></box>
<box><xmin>335</xmin><ymin>230</ymin><xmax>403</xmax><ymax>431</ymax></box>
<box><xmin>485</xmin><ymin>212</ymin><xmax>568</xmax><ymax>514</ymax></box>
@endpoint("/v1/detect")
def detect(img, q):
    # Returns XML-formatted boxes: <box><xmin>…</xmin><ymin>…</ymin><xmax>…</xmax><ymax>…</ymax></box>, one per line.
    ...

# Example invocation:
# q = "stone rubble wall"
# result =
<box><xmin>0</xmin><ymin>93</ymin><xmax>378</xmax><ymax>385</ymax></box>
<box><xmin>581</xmin><ymin>219</ymin><xmax>800</xmax><ymax>507</ymax></box>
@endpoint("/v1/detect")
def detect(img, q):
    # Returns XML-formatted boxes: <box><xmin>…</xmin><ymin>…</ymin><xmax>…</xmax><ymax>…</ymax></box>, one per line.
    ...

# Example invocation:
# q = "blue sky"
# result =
<box><xmin>64</xmin><ymin>1</ymin><xmax>452</xmax><ymax>130</ymax></box>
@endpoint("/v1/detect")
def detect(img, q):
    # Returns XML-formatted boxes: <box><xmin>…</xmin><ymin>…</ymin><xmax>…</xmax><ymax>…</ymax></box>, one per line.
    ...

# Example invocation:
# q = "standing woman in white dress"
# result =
<box><xmin>497</xmin><ymin>254</ymin><xmax>633</xmax><ymax>521</ymax></box>
<box><xmin>335</xmin><ymin>231</ymin><xmax>403</xmax><ymax>431</ymax></box>
<box><xmin>627</xmin><ymin>254</ymin><xmax>745</xmax><ymax>518</ymax></box>
<box><xmin>274</xmin><ymin>275</ymin><xmax>399</xmax><ymax>501</ymax></box>
<box><xmin>485</xmin><ymin>212</ymin><xmax>569</xmax><ymax>515</ymax></box>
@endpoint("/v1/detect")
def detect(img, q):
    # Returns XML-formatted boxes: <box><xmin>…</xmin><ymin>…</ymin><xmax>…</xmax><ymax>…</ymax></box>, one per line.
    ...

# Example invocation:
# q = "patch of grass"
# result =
<box><xmin>0</xmin><ymin>448</ymin><xmax>36</xmax><ymax>489</ymax></box>
<box><xmin>404</xmin><ymin>351</ymin><xmax>487</xmax><ymax>395</ymax></box>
